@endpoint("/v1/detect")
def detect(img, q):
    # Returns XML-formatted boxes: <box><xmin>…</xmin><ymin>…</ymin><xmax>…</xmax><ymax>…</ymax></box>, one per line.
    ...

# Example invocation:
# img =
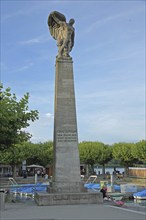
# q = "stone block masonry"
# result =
<box><xmin>35</xmin><ymin>192</ymin><xmax>103</xmax><ymax>206</ymax></box>
<box><xmin>53</xmin><ymin>57</ymin><xmax>81</xmax><ymax>193</ymax></box>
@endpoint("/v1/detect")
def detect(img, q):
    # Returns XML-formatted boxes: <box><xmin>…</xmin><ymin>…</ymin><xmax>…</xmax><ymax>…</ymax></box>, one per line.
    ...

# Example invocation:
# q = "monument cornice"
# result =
<box><xmin>56</xmin><ymin>56</ymin><xmax>73</xmax><ymax>63</ymax></box>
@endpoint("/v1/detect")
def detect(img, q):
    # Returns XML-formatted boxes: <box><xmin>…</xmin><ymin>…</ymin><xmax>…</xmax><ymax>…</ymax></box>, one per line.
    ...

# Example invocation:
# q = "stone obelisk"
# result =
<box><xmin>48</xmin><ymin>11</ymin><xmax>81</xmax><ymax>193</ymax></box>
<box><xmin>53</xmin><ymin>57</ymin><xmax>81</xmax><ymax>193</ymax></box>
<box><xmin>34</xmin><ymin>11</ymin><xmax>102</xmax><ymax>205</ymax></box>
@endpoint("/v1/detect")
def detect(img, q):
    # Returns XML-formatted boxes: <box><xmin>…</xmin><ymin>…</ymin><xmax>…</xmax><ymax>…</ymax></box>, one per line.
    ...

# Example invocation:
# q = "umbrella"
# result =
<box><xmin>27</xmin><ymin>164</ymin><xmax>44</xmax><ymax>168</ymax></box>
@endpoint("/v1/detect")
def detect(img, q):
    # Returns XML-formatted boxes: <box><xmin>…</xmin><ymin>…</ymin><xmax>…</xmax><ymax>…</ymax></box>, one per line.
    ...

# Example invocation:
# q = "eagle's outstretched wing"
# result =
<box><xmin>48</xmin><ymin>11</ymin><xmax>66</xmax><ymax>41</ymax></box>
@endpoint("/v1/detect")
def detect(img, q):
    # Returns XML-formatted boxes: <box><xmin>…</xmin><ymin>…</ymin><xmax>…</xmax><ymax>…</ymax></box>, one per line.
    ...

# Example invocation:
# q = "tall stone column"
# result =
<box><xmin>34</xmin><ymin>11</ymin><xmax>103</xmax><ymax>205</ymax></box>
<box><xmin>52</xmin><ymin>57</ymin><xmax>81</xmax><ymax>193</ymax></box>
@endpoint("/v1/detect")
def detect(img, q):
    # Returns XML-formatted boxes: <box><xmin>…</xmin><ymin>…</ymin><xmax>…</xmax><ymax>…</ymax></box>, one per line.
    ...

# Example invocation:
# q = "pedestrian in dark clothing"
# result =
<box><xmin>100</xmin><ymin>186</ymin><xmax>107</xmax><ymax>198</ymax></box>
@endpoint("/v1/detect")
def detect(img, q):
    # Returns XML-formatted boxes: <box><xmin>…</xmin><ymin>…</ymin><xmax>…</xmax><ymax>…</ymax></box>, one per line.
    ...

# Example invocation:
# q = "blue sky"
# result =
<box><xmin>1</xmin><ymin>0</ymin><xmax>145</xmax><ymax>144</ymax></box>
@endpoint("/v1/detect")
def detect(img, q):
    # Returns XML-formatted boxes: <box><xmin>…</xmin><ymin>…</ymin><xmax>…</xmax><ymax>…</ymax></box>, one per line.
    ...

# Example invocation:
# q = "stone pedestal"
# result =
<box><xmin>35</xmin><ymin>191</ymin><xmax>103</xmax><ymax>206</ymax></box>
<box><xmin>53</xmin><ymin>57</ymin><xmax>81</xmax><ymax>193</ymax></box>
<box><xmin>35</xmin><ymin>57</ymin><xmax>103</xmax><ymax>205</ymax></box>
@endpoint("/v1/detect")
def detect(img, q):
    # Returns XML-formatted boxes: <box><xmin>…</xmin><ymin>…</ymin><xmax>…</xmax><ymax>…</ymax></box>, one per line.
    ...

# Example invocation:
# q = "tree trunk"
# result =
<box><xmin>102</xmin><ymin>164</ymin><xmax>105</xmax><ymax>175</ymax></box>
<box><xmin>125</xmin><ymin>166</ymin><xmax>129</xmax><ymax>176</ymax></box>
<box><xmin>91</xmin><ymin>164</ymin><xmax>94</xmax><ymax>174</ymax></box>
<box><xmin>85</xmin><ymin>164</ymin><xmax>89</xmax><ymax>177</ymax></box>
<box><xmin>12</xmin><ymin>164</ymin><xmax>17</xmax><ymax>178</ymax></box>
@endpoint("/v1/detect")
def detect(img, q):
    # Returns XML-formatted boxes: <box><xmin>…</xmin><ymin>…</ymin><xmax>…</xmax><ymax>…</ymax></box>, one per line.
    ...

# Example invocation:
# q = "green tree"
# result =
<box><xmin>79</xmin><ymin>141</ymin><xmax>112</xmax><ymax>175</ymax></box>
<box><xmin>0</xmin><ymin>141</ymin><xmax>53</xmax><ymax>177</ymax></box>
<box><xmin>79</xmin><ymin>141</ymin><xmax>98</xmax><ymax>175</ymax></box>
<box><xmin>26</xmin><ymin>142</ymin><xmax>53</xmax><ymax>167</ymax></box>
<box><xmin>0</xmin><ymin>144</ymin><xmax>29</xmax><ymax>177</ymax></box>
<box><xmin>112</xmin><ymin>142</ymin><xmax>136</xmax><ymax>175</ymax></box>
<box><xmin>39</xmin><ymin>141</ymin><xmax>53</xmax><ymax>166</ymax></box>
<box><xmin>95</xmin><ymin>144</ymin><xmax>112</xmax><ymax>174</ymax></box>
<box><xmin>0</xmin><ymin>87</ymin><xmax>39</xmax><ymax>151</ymax></box>
<box><xmin>132</xmin><ymin>140</ymin><xmax>146</xmax><ymax>164</ymax></box>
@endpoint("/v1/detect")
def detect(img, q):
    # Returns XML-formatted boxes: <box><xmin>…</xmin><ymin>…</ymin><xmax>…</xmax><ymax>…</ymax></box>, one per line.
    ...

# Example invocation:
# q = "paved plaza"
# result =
<box><xmin>1</xmin><ymin>202</ymin><xmax>145</xmax><ymax>220</ymax></box>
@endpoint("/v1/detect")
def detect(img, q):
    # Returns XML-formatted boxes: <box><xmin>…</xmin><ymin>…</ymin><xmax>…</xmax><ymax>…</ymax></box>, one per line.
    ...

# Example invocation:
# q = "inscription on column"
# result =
<box><xmin>57</xmin><ymin>131</ymin><xmax>77</xmax><ymax>142</ymax></box>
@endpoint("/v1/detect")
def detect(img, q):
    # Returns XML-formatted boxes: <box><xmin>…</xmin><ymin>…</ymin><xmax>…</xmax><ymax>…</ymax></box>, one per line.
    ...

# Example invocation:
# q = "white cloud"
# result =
<box><xmin>30</xmin><ymin>136</ymin><xmax>49</xmax><ymax>143</ymax></box>
<box><xmin>1</xmin><ymin>3</ymin><xmax>50</xmax><ymax>22</ymax></box>
<box><xmin>25</xmin><ymin>112</ymin><xmax>54</xmax><ymax>142</ymax></box>
<box><xmin>85</xmin><ymin>7</ymin><xmax>144</xmax><ymax>33</ymax></box>
<box><xmin>45</xmin><ymin>113</ymin><xmax>54</xmax><ymax>119</ymax></box>
<box><xmin>9</xmin><ymin>62</ymin><xmax>34</xmax><ymax>73</ymax></box>
<box><xmin>19</xmin><ymin>35</ymin><xmax>50</xmax><ymax>45</ymax></box>
<box><xmin>78</xmin><ymin>108</ymin><xmax>145</xmax><ymax>144</ymax></box>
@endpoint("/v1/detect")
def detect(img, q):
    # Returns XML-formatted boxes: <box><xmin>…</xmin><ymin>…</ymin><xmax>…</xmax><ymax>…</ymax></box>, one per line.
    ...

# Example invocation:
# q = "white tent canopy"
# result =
<box><xmin>27</xmin><ymin>164</ymin><xmax>44</xmax><ymax>168</ymax></box>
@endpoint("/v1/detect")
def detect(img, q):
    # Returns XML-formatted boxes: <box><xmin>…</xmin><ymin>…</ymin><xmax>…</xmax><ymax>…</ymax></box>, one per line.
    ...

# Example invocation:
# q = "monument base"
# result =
<box><xmin>48</xmin><ymin>182</ymin><xmax>86</xmax><ymax>193</ymax></box>
<box><xmin>35</xmin><ymin>192</ymin><xmax>103</xmax><ymax>206</ymax></box>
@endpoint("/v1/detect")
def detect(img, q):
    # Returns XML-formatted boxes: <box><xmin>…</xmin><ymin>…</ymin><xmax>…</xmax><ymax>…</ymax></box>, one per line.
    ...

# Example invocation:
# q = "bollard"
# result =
<box><xmin>35</xmin><ymin>173</ymin><xmax>38</xmax><ymax>184</ymax></box>
<box><xmin>107</xmin><ymin>174</ymin><xmax>115</xmax><ymax>192</ymax></box>
<box><xmin>0</xmin><ymin>190</ymin><xmax>5</xmax><ymax>211</ymax></box>
<box><xmin>110</xmin><ymin>174</ymin><xmax>114</xmax><ymax>187</ymax></box>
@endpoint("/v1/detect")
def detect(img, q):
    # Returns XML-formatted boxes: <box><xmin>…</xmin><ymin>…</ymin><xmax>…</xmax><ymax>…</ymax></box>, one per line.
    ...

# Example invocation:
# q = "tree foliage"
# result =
<box><xmin>26</xmin><ymin>142</ymin><xmax>53</xmax><ymax>166</ymax></box>
<box><xmin>79</xmin><ymin>142</ymin><xmax>98</xmax><ymax>165</ymax></box>
<box><xmin>0</xmin><ymin>144</ymin><xmax>30</xmax><ymax>177</ymax></box>
<box><xmin>0</xmin><ymin>87</ymin><xmax>39</xmax><ymax>151</ymax></box>
<box><xmin>132</xmin><ymin>140</ymin><xmax>146</xmax><ymax>164</ymax></box>
<box><xmin>0</xmin><ymin>141</ymin><xmax>53</xmax><ymax>177</ymax></box>
<box><xmin>112</xmin><ymin>142</ymin><xmax>137</xmax><ymax>174</ymax></box>
<box><xmin>95</xmin><ymin>144</ymin><xmax>112</xmax><ymax>174</ymax></box>
<box><xmin>79</xmin><ymin>141</ymin><xmax>112</xmax><ymax>174</ymax></box>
